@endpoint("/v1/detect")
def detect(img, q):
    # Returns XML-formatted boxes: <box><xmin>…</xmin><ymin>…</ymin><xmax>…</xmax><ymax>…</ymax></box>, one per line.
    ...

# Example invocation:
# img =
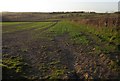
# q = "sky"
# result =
<box><xmin>0</xmin><ymin>0</ymin><xmax>119</xmax><ymax>13</ymax></box>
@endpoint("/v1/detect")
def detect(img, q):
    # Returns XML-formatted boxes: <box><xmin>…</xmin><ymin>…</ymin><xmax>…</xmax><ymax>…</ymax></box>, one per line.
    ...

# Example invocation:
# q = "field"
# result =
<box><xmin>1</xmin><ymin>12</ymin><xmax>120</xmax><ymax>80</ymax></box>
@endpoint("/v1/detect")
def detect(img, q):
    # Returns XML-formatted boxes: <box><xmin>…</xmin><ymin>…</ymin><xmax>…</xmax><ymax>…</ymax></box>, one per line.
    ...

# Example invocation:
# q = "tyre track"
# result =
<box><xmin>51</xmin><ymin>32</ymin><xmax>119</xmax><ymax>79</ymax></box>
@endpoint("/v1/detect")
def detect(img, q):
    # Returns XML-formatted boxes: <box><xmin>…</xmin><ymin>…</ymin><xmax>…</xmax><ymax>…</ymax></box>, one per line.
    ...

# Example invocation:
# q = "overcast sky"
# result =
<box><xmin>0</xmin><ymin>0</ymin><xmax>119</xmax><ymax>13</ymax></box>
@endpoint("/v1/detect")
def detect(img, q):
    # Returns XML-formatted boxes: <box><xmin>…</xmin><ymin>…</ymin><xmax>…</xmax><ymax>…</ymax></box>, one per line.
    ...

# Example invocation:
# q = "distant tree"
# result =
<box><xmin>114</xmin><ymin>12</ymin><xmax>120</xmax><ymax>14</ymax></box>
<box><xmin>79</xmin><ymin>11</ymin><xmax>85</xmax><ymax>13</ymax></box>
<box><xmin>89</xmin><ymin>12</ymin><xmax>96</xmax><ymax>14</ymax></box>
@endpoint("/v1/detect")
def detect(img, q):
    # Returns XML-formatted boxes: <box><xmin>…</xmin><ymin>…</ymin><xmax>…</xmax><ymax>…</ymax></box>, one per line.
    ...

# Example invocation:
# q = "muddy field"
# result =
<box><xmin>1</xmin><ymin>13</ymin><xmax>120</xmax><ymax>80</ymax></box>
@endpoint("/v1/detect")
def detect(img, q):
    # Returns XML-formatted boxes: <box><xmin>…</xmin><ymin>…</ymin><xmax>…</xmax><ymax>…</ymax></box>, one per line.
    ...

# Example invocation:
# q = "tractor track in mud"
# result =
<box><xmin>50</xmin><ymin>33</ymin><xmax>119</xmax><ymax>79</ymax></box>
<box><xmin>2</xmin><ymin>21</ymin><xmax>119</xmax><ymax>80</ymax></box>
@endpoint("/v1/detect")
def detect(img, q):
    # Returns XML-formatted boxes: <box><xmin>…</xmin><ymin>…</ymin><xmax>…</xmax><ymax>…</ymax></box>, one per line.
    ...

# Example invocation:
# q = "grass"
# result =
<box><xmin>2</xmin><ymin>54</ymin><xmax>31</xmax><ymax>79</ymax></box>
<box><xmin>47</xmin><ymin>21</ymin><xmax>90</xmax><ymax>45</ymax></box>
<box><xmin>71</xmin><ymin>35</ymin><xmax>89</xmax><ymax>45</ymax></box>
<box><xmin>72</xmin><ymin>21</ymin><xmax>119</xmax><ymax>46</ymax></box>
<box><xmin>49</xmin><ymin>61</ymin><xmax>61</xmax><ymax>65</ymax></box>
<box><xmin>71</xmin><ymin>21</ymin><xmax>119</xmax><ymax>53</ymax></box>
<box><xmin>2</xmin><ymin>22</ymin><xmax>28</xmax><ymax>26</ymax></box>
<box><xmin>2</xmin><ymin>55</ymin><xmax>25</xmax><ymax>73</ymax></box>
<box><xmin>47</xmin><ymin>20</ymin><xmax>119</xmax><ymax>48</ymax></box>
<box><xmin>48</xmin><ymin>69</ymin><xmax>65</xmax><ymax>79</ymax></box>
<box><xmin>2</xmin><ymin>22</ymin><xmax>52</xmax><ymax>33</ymax></box>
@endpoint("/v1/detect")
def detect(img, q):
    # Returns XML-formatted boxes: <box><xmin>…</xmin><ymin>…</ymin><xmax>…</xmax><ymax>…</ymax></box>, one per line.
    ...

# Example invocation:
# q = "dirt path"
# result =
<box><xmin>54</xmin><ymin>34</ymin><xmax>75</xmax><ymax>69</ymax></box>
<box><xmin>51</xmin><ymin>33</ymin><xmax>119</xmax><ymax>79</ymax></box>
<box><xmin>2</xmin><ymin>21</ymin><xmax>119</xmax><ymax>79</ymax></box>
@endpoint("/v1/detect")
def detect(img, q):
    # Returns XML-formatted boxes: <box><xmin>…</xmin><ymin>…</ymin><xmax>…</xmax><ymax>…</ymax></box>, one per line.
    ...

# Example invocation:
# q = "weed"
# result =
<box><xmin>48</xmin><ymin>69</ymin><xmax>64</xmax><ymax>79</ymax></box>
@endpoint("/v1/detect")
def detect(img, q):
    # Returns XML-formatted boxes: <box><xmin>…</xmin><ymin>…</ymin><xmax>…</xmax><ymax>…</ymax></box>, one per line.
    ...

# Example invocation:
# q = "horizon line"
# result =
<box><xmin>1</xmin><ymin>10</ymin><xmax>119</xmax><ymax>13</ymax></box>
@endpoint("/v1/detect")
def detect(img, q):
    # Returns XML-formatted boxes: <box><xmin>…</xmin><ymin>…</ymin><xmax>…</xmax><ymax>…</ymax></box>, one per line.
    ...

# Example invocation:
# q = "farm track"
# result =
<box><xmin>51</xmin><ymin>33</ymin><xmax>119</xmax><ymax>79</ymax></box>
<box><xmin>2</xmin><ymin>21</ymin><xmax>119</xmax><ymax>80</ymax></box>
<box><xmin>35</xmin><ymin>21</ymin><xmax>59</xmax><ymax>33</ymax></box>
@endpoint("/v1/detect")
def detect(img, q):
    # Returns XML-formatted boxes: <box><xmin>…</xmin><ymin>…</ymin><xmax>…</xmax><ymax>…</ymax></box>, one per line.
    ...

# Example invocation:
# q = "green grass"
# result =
<box><xmin>47</xmin><ymin>21</ymin><xmax>89</xmax><ymax>45</ymax></box>
<box><xmin>48</xmin><ymin>69</ymin><xmax>65</xmax><ymax>79</ymax></box>
<box><xmin>2</xmin><ymin>22</ymin><xmax>52</xmax><ymax>33</ymax></box>
<box><xmin>2</xmin><ymin>22</ymin><xmax>28</xmax><ymax>26</ymax></box>
<box><xmin>72</xmin><ymin>21</ymin><xmax>119</xmax><ymax>46</ymax></box>
<box><xmin>2</xmin><ymin>55</ymin><xmax>26</xmax><ymax>73</ymax></box>
<box><xmin>71</xmin><ymin>35</ymin><xmax>89</xmax><ymax>44</ymax></box>
<box><xmin>0</xmin><ymin>22</ymin><xmax>2</xmax><ymax>25</ymax></box>
<box><xmin>46</xmin><ymin>20</ymin><xmax>119</xmax><ymax>55</ymax></box>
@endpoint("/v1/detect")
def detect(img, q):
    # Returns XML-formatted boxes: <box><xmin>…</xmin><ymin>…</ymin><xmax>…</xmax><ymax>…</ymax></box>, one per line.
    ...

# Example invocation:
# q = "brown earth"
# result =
<box><xmin>2</xmin><ymin>21</ymin><xmax>119</xmax><ymax>80</ymax></box>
